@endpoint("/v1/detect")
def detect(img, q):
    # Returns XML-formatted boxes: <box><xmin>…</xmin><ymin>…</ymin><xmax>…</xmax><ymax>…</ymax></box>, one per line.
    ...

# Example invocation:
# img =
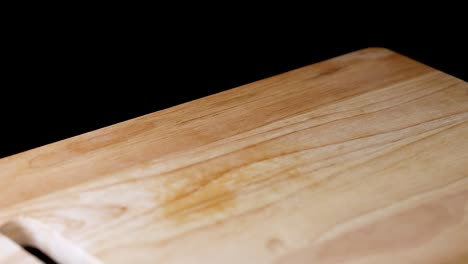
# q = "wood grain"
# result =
<box><xmin>0</xmin><ymin>48</ymin><xmax>467</xmax><ymax>263</ymax></box>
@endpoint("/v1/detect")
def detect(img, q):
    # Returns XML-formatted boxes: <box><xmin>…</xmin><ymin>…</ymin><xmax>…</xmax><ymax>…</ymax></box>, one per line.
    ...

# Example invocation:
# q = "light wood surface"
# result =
<box><xmin>0</xmin><ymin>235</ymin><xmax>41</xmax><ymax>264</ymax></box>
<box><xmin>0</xmin><ymin>48</ymin><xmax>467</xmax><ymax>263</ymax></box>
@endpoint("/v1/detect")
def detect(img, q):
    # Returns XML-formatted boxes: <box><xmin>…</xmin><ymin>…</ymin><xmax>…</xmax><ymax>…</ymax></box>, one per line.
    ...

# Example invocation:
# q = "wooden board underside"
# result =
<box><xmin>0</xmin><ymin>48</ymin><xmax>467</xmax><ymax>263</ymax></box>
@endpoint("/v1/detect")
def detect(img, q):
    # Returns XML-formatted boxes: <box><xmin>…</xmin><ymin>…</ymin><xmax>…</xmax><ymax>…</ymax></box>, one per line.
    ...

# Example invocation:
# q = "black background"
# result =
<box><xmin>1</xmin><ymin>17</ymin><xmax>466</xmax><ymax>158</ymax></box>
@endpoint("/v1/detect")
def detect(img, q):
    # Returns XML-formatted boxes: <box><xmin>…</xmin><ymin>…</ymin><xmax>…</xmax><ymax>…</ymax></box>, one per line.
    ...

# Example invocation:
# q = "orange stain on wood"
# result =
<box><xmin>162</xmin><ymin>180</ymin><xmax>236</xmax><ymax>224</ymax></box>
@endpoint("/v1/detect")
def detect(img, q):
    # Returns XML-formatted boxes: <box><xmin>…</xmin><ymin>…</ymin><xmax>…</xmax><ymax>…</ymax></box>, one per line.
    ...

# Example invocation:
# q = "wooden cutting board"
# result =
<box><xmin>0</xmin><ymin>48</ymin><xmax>467</xmax><ymax>264</ymax></box>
